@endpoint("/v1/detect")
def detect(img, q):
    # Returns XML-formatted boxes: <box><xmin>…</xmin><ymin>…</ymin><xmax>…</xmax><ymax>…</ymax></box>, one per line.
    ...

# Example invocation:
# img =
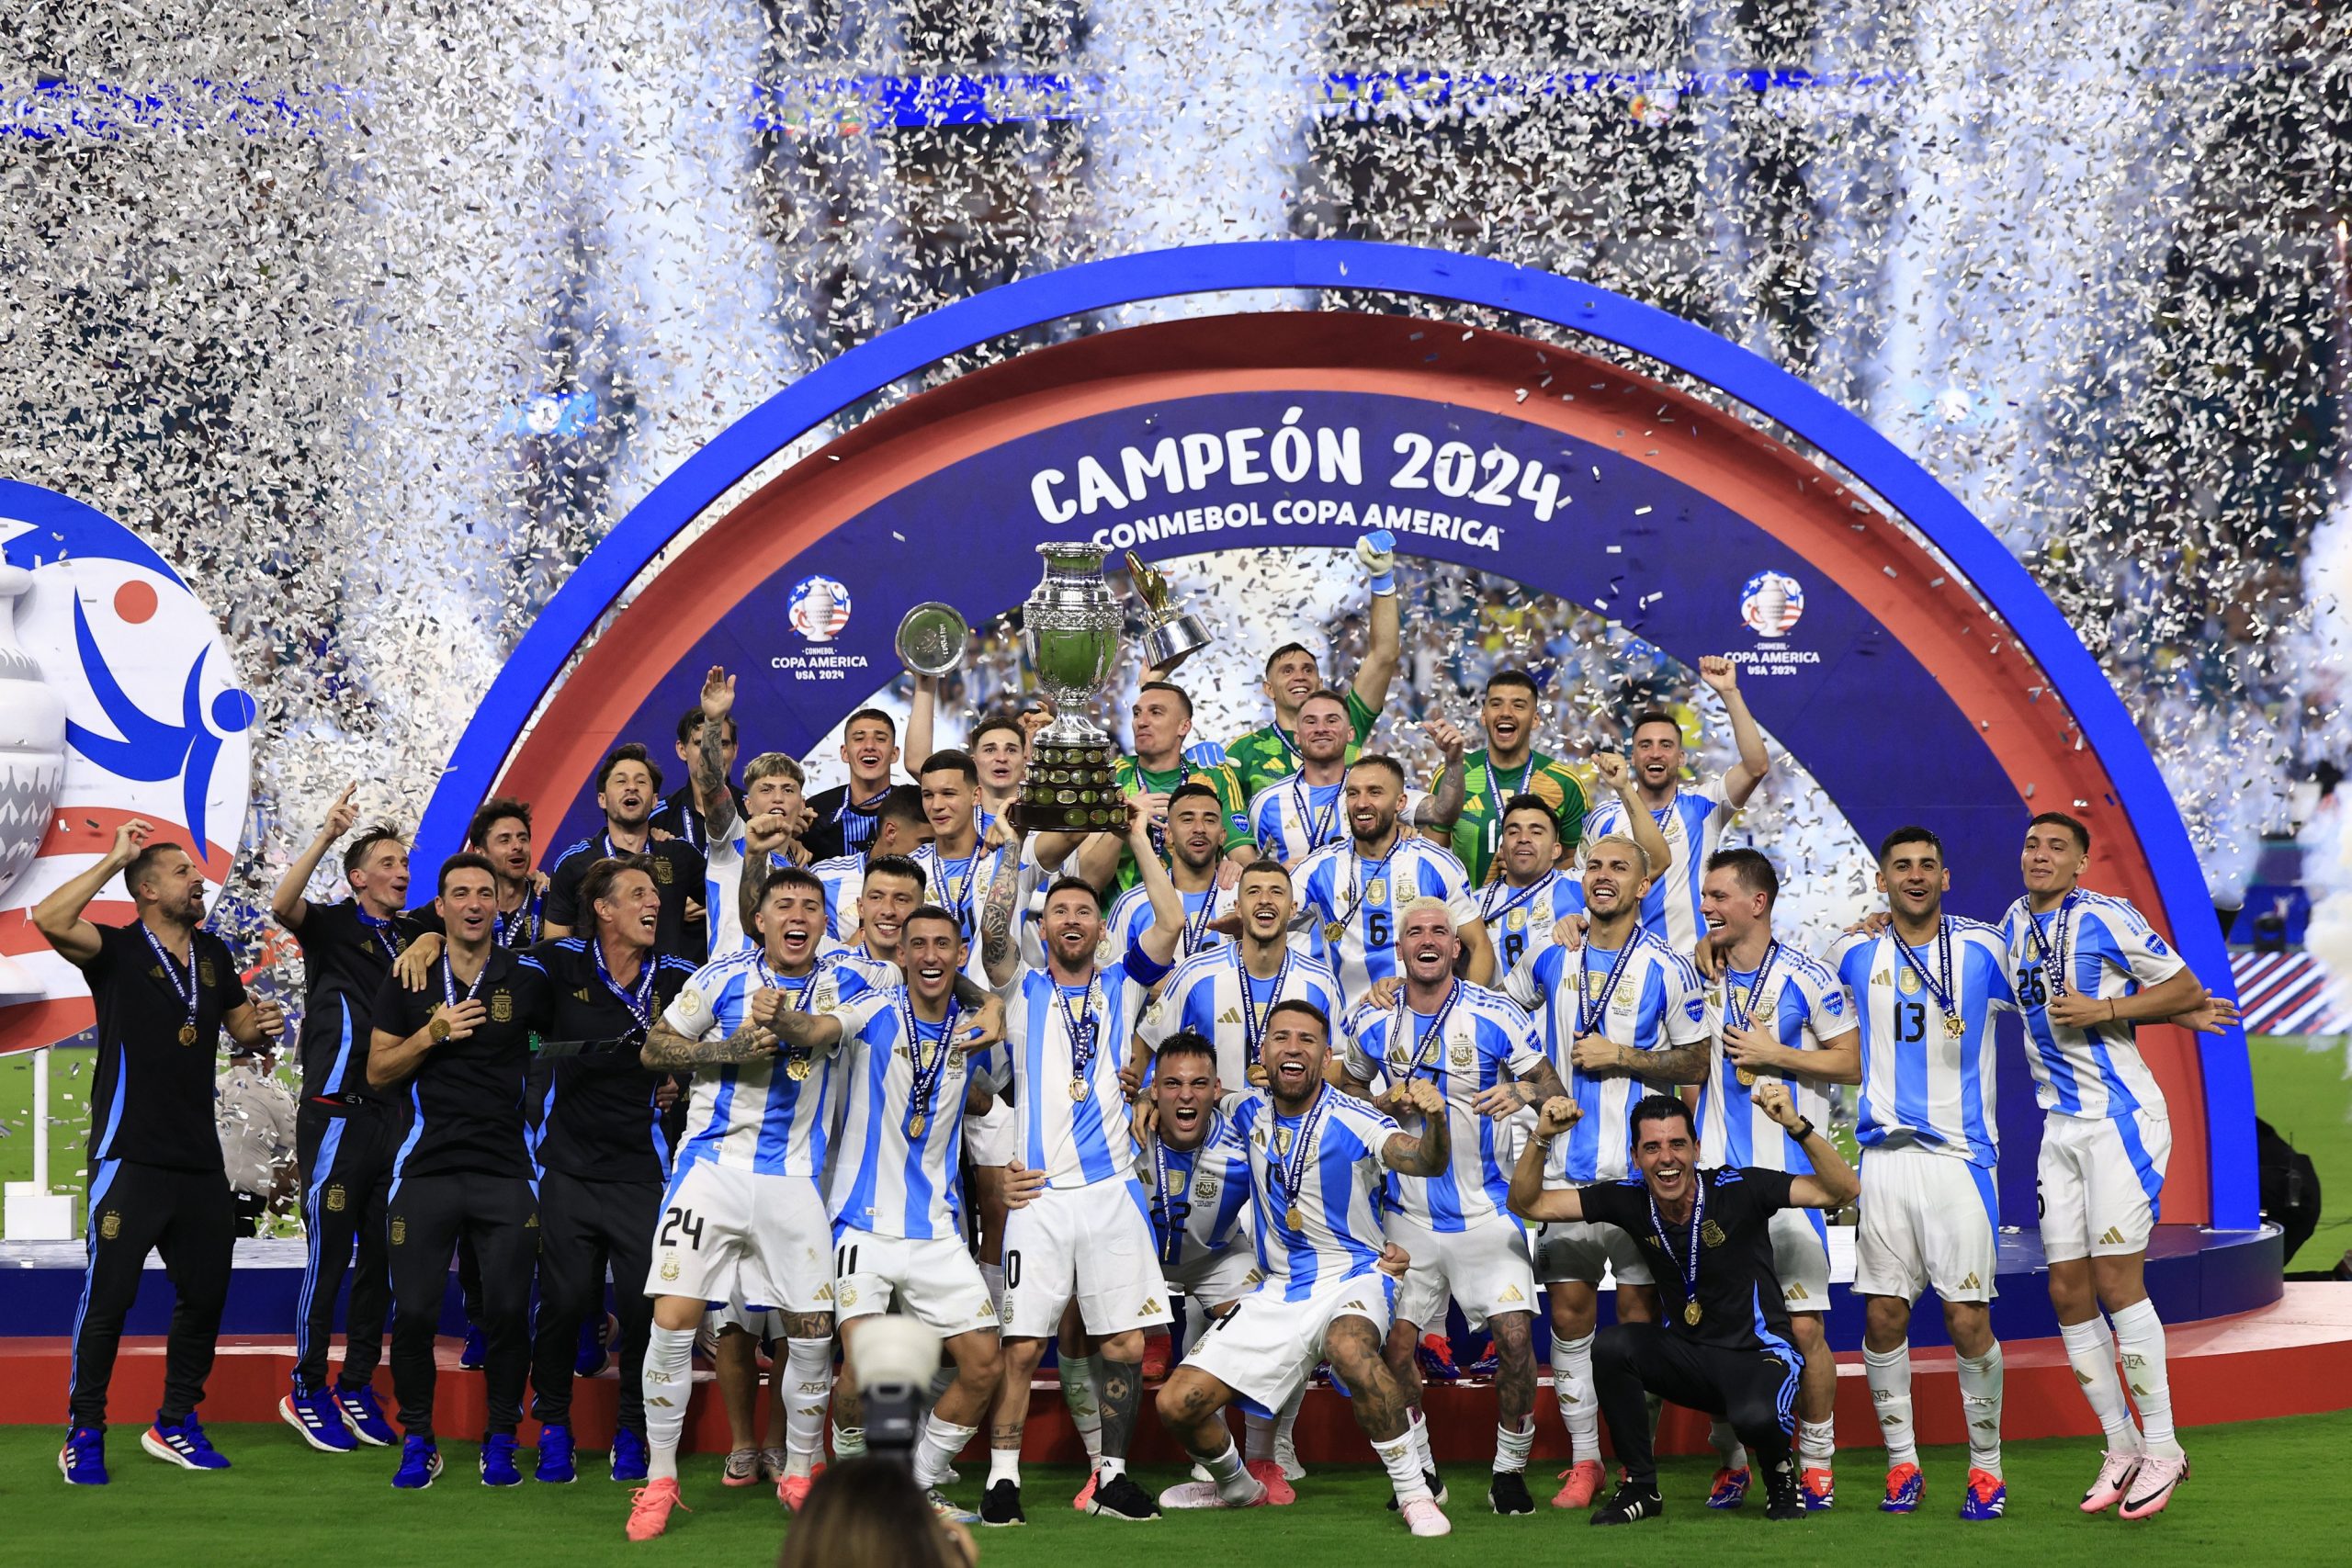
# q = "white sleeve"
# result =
<box><xmin>662</xmin><ymin>980</ymin><xmax>718</xmax><ymax>1042</ymax></box>
<box><xmin>1661</xmin><ymin>958</ymin><xmax>1712</xmax><ymax>1047</ymax></box>
<box><xmin>2108</xmin><ymin>907</ymin><xmax>2189</xmax><ymax>988</ymax></box>
<box><xmin>1503</xmin><ymin>946</ymin><xmax>1545</xmax><ymax>1011</ymax></box>
<box><xmin>1800</xmin><ymin>964</ymin><xmax>1857</xmax><ymax>1043</ymax></box>
<box><xmin>1501</xmin><ymin>1003</ymin><xmax>1546</xmax><ymax>1077</ymax></box>
<box><xmin>1436</xmin><ymin>852</ymin><xmax>1479</xmax><ymax>929</ymax></box>
<box><xmin>1338</xmin><ymin>1007</ymin><xmax>1381</xmax><ymax>1085</ymax></box>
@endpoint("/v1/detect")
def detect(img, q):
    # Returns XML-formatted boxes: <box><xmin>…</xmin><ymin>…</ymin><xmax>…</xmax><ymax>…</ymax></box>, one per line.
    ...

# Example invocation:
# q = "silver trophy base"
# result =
<box><xmin>1141</xmin><ymin>612</ymin><xmax>1211</xmax><ymax>670</ymax></box>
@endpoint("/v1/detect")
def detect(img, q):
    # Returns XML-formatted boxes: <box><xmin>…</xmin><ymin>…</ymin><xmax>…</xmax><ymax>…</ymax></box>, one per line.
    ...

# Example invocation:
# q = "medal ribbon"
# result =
<box><xmin>759</xmin><ymin>957</ymin><xmax>821</xmax><ymax>1074</ymax></box>
<box><xmin>1646</xmin><ymin>1175</ymin><xmax>1705</xmax><ymax>1325</ymax></box>
<box><xmin>440</xmin><ymin>952</ymin><xmax>488</xmax><ymax>1011</ymax></box>
<box><xmin>592</xmin><ymin>938</ymin><xmax>657</xmax><ymax>1029</ymax></box>
<box><xmin>1237</xmin><ymin>952</ymin><xmax>1291</xmax><ymax>1078</ymax></box>
<box><xmin>1275</xmin><ymin>1087</ymin><xmax>1332</xmax><ymax>1229</ymax></box>
<box><xmin>1478</xmin><ymin>752</ymin><xmax>1537</xmax><ymax>859</ymax></box>
<box><xmin>1891</xmin><ymin>918</ymin><xmax>1960</xmax><ymax>1024</ymax></box>
<box><xmin>900</xmin><ymin>992</ymin><xmax>961</xmax><ymax>1138</ymax></box>
<box><xmin>142</xmin><ymin>924</ymin><xmax>199</xmax><ymax>1037</ymax></box>
<box><xmin>1339</xmin><ymin>834</ymin><xmax>1402</xmax><ymax>934</ymax></box>
<box><xmin>932</xmin><ymin>848</ymin><xmax>980</xmax><ymax>939</ymax></box>
<box><xmin>493</xmin><ymin>888</ymin><xmax>542</xmax><ymax>950</ymax></box>
<box><xmin>1290</xmin><ymin>774</ymin><xmax>1341</xmax><ymax>854</ymax></box>
<box><xmin>1574</xmin><ymin>935</ymin><xmax>1641</xmax><ymax>1040</ymax></box>
<box><xmin>1055</xmin><ymin>976</ymin><xmax>1102</xmax><ymax>1083</ymax></box>
<box><xmin>1478</xmin><ymin>867</ymin><xmax>1553</xmax><ymax>927</ymax></box>
<box><xmin>1390</xmin><ymin>978</ymin><xmax>1462</xmax><ymax>1084</ymax></box>
<box><xmin>2024</xmin><ymin>892</ymin><xmax>2078</xmax><ymax>998</ymax></box>
<box><xmin>1730</xmin><ymin>941</ymin><xmax>1781</xmax><ymax>1034</ymax></box>
<box><xmin>1182</xmin><ymin>886</ymin><xmax>1221</xmax><ymax>956</ymax></box>
<box><xmin>1149</xmin><ymin>1132</ymin><xmax>1191</xmax><ymax>1266</ymax></box>
<box><xmin>357</xmin><ymin>906</ymin><xmax>403</xmax><ymax>964</ymax></box>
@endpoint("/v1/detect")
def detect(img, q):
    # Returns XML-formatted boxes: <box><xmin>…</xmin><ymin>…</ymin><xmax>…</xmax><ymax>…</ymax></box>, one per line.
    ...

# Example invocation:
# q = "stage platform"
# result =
<box><xmin>3</xmin><ymin>1224</ymin><xmax>2339</xmax><ymax>1460</ymax></box>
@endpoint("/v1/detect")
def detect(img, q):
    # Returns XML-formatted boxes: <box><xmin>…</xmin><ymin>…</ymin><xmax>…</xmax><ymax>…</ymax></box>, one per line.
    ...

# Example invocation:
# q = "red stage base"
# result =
<box><xmin>7</xmin><ymin>1285</ymin><xmax>2349</xmax><ymax>1461</ymax></box>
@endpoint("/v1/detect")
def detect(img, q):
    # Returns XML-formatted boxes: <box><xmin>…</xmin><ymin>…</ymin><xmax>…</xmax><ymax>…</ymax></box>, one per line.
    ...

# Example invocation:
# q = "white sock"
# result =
<box><xmin>1374</xmin><ymin>1430</ymin><xmax>1430</xmax><ymax>1504</ymax></box>
<box><xmin>1862</xmin><ymin>1344</ymin><xmax>1917</xmax><ymax>1468</ymax></box>
<box><xmin>1954</xmin><ymin>1344</ymin><xmax>2005</xmax><ymax>1477</ymax></box>
<box><xmin>831</xmin><ymin>1423</ymin><xmax>866</xmax><ymax>1460</ymax></box>
<box><xmin>1097</xmin><ymin>1454</ymin><xmax>1126</xmax><ymax>1481</ymax></box>
<box><xmin>1709</xmin><ymin>1418</ymin><xmax>1751</xmax><ymax>1472</ymax></box>
<box><xmin>1494</xmin><ymin>1418</ymin><xmax>1534</xmax><ymax>1475</ymax></box>
<box><xmin>1798</xmin><ymin>1417</ymin><xmax>1835</xmax><ymax>1470</ymax></box>
<box><xmin>2109</xmin><ymin>1300</ymin><xmax>2179</xmax><ymax>1459</ymax></box>
<box><xmin>1244</xmin><ymin>1408</ymin><xmax>1273</xmax><ymax>1462</ymax></box>
<box><xmin>1275</xmin><ymin>1382</ymin><xmax>1306</xmax><ymax>1454</ymax></box>
<box><xmin>1203</xmin><ymin>1436</ymin><xmax>1256</xmax><ymax>1502</ymax></box>
<box><xmin>782</xmin><ymin>1339</ymin><xmax>831</xmax><ymax>1476</ymax></box>
<box><xmin>978</xmin><ymin>1262</ymin><xmax>1004</xmax><ymax>1314</ymax></box>
<box><xmin>2059</xmin><ymin>1317</ymin><xmax>2141</xmax><ymax>1450</ymax></box>
<box><xmin>989</xmin><ymin>1447</ymin><xmax>1021</xmax><ymax>1486</ymax></box>
<box><xmin>915</xmin><ymin>1417</ymin><xmax>978</xmax><ymax>1489</ymax></box>
<box><xmin>1406</xmin><ymin>1406</ymin><xmax>1434</xmax><ymax>1473</ymax></box>
<box><xmin>1554</xmin><ymin>1335</ymin><xmax>1599</xmax><ymax>1462</ymax></box>
<box><xmin>642</xmin><ymin>1325</ymin><xmax>697</xmax><ymax>1483</ymax></box>
<box><xmin>1059</xmin><ymin>1354</ymin><xmax>1103</xmax><ymax>1467</ymax></box>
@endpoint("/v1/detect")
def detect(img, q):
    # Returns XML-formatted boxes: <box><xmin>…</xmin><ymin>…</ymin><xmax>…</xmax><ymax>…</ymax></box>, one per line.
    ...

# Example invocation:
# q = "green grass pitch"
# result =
<box><xmin>4</xmin><ymin>1414</ymin><xmax>2346</xmax><ymax>1567</ymax></box>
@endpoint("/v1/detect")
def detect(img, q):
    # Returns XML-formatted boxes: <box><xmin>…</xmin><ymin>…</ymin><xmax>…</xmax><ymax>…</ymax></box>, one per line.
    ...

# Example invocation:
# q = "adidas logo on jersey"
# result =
<box><xmin>1342</xmin><ymin>1300</ymin><xmax>1367</xmax><ymax>1312</ymax></box>
<box><xmin>1140</xmin><ymin>1298</ymin><xmax>1164</xmax><ymax>1314</ymax></box>
<box><xmin>815</xmin><ymin>1284</ymin><xmax>834</xmax><ymax>1303</ymax></box>
<box><xmin>1218</xmin><ymin>1007</ymin><xmax>1241</xmax><ymax>1024</ymax></box>
<box><xmin>1498</xmin><ymin>1285</ymin><xmax>1525</xmax><ymax>1304</ymax></box>
<box><xmin>2099</xmin><ymin>1226</ymin><xmax>2127</xmax><ymax>1247</ymax></box>
<box><xmin>1786</xmin><ymin>1283</ymin><xmax>1810</xmax><ymax>1302</ymax></box>
<box><xmin>1959</xmin><ymin>1272</ymin><xmax>1981</xmax><ymax>1291</ymax></box>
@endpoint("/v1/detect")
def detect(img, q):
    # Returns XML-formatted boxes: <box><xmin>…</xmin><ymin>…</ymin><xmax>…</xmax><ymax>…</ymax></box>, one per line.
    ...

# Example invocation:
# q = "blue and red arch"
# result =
<box><xmin>417</xmin><ymin>241</ymin><xmax>2253</xmax><ymax>1229</ymax></box>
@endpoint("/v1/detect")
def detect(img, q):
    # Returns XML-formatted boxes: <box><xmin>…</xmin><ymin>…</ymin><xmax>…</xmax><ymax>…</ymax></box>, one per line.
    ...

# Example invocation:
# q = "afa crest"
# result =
<box><xmin>653</xmin><ymin>858</ymin><xmax>674</xmax><ymax>885</ymax></box>
<box><xmin>491</xmin><ymin>991</ymin><xmax>514</xmax><ymax>1023</ymax></box>
<box><xmin>98</xmin><ymin>1210</ymin><xmax>121</xmax><ymax>1239</ymax></box>
<box><xmin>660</xmin><ymin>1256</ymin><xmax>681</xmax><ymax>1282</ymax></box>
<box><xmin>390</xmin><ymin>1218</ymin><xmax>407</xmax><ymax>1246</ymax></box>
<box><xmin>325</xmin><ymin>1184</ymin><xmax>346</xmax><ymax>1213</ymax></box>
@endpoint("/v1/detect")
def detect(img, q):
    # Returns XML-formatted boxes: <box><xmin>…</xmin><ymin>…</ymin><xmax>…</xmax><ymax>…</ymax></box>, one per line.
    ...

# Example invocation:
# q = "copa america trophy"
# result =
<box><xmin>1125</xmin><ymin>550</ymin><xmax>1211</xmax><ymax>670</ymax></box>
<box><xmin>1012</xmin><ymin>543</ymin><xmax>1125</xmax><ymax>834</ymax></box>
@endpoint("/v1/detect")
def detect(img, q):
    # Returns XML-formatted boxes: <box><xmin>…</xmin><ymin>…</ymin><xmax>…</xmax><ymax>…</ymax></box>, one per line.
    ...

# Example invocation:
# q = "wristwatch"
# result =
<box><xmin>1790</xmin><ymin>1116</ymin><xmax>1815</xmax><ymax>1143</ymax></box>
<box><xmin>427</xmin><ymin>1017</ymin><xmax>451</xmax><ymax>1043</ymax></box>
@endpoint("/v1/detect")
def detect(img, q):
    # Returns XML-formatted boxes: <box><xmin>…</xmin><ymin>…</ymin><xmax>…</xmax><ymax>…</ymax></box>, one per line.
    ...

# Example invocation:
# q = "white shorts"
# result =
<box><xmin>966</xmin><ymin>1099</ymin><xmax>1015</xmax><ymax>1167</ymax></box>
<box><xmin>1532</xmin><ymin>1215</ymin><xmax>1654</xmax><ymax>1287</ymax></box>
<box><xmin>1168</xmin><ymin>1241</ymin><xmax>1263</xmax><ymax>1314</ymax></box>
<box><xmin>1855</xmin><ymin>1144</ymin><xmax>1999</xmax><ymax>1304</ymax></box>
<box><xmin>832</xmin><ymin>1229</ymin><xmax>1002</xmax><ymax>1339</ymax></box>
<box><xmin>1183</xmin><ymin>1269</ymin><xmax>1396</xmax><ymax>1414</ymax></box>
<box><xmin>647</xmin><ymin>1161</ymin><xmax>832</xmax><ymax>1315</ymax></box>
<box><xmin>1390</xmin><ymin>1213</ymin><xmax>1538</xmax><ymax>1333</ymax></box>
<box><xmin>1769</xmin><ymin>1207</ymin><xmax>1831</xmax><ymax>1314</ymax></box>
<box><xmin>2038</xmin><ymin>1109</ymin><xmax>2170</xmax><ymax>1263</ymax></box>
<box><xmin>704</xmin><ymin>1297</ymin><xmax>781</xmax><ymax>1340</ymax></box>
<box><xmin>999</xmin><ymin>1179</ymin><xmax>1172</xmax><ymax>1338</ymax></box>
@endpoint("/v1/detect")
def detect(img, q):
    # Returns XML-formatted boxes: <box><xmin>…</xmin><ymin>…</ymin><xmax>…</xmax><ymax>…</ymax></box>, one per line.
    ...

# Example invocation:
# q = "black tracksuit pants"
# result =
<box><xmin>528</xmin><ymin>1168</ymin><xmax>660</xmax><ymax>1435</ymax></box>
<box><xmin>69</xmin><ymin>1159</ymin><xmax>235</xmax><ymax>1430</ymax></box>
<box><xmin>1592</xmin><ymin>1321</ymin><xmax>1801</xmax><ymax>1488</ymax></box>
<box><xmin>386</xmin><ymin>1172</ymin><xmax>537</xmax><ymax>1438</ymax></box>
<box><xmin>292</xmin><ymin>1100</ymin><xmax>401</xmax><ymax>1396</ymax></box>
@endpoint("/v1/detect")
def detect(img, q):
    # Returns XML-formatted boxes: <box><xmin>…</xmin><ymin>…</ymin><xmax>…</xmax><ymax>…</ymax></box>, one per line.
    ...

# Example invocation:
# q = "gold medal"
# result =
<box><xmin>1736</xmin><ymin>1067</ymin><xmax>1756</xmax><ymax>1087</ymax></box>
<box><xmin>1943</xmin><ymin>1014</ymin><xmax>1966</xmax><ymax>1040</ymax></box>
<box><xmin>1286</xmin><ymin>1205</ymin><xmax>1305</xmax><ymax>1231</ymax></box>
<box><xmin>177</xmin><ymin>1023</ymin><xmax>198</xmax><ymax>1047</ymax></box>
<box><xmin>909</xmin><ymin>1113</ymin><xmax>926</xmax><ymax>1139</ymax></box>
<box><xmin>1683</xmin><ymin>1299</ymin><xmax>1702</xmax><ymax>1326</ymax></box>
<box><xmin>1323</xmin><ymin>920</ymin><xmax>1345</xmax><ymax>946</ymax></box>
<box><xmin>1069</xmin><ymin>1077</ymin><xmax>1090</xmax><ymax>1101</ymax></box>
<box><xmin>786</xmin><ymin>1055</ymin><xmax>812</xmax><ymax>1081</ymax></box>
<box><xmin>1247</xmin><ymin>1064</ymin><xmax>1269</xmax><ymax>1087</ymax></box>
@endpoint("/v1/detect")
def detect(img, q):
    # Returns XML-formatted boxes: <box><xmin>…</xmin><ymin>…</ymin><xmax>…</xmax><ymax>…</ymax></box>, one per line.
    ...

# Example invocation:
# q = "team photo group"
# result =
<box><xmin>35</xmin><ymin>527</ymin><xmax>2244</xmax><ymax>1543</ymax></box>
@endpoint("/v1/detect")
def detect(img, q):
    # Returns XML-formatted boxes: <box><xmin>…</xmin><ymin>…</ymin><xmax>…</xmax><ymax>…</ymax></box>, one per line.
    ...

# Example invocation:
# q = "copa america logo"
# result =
<box><xmin>0</xmin><ymin>481</ymin><xmax>254</xmax><ymax>1036</ymax></box>
<box><xmin>1739</xmin><ymin>570</ymin><xmax>1805</xmax><ymax>637</ymax></box>
<box><xmin>788</xmin><ymin>574</ymin><xmax>853</xmax><ymax>642</ymax></box>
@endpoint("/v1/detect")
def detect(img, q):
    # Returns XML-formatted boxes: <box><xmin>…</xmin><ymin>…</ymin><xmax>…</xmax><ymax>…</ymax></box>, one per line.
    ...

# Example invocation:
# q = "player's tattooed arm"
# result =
<box><xmin>1380</xmin><ymin>1078</ymin><xmax>1453</xmax><ymax>1176</ymax></box>
<box><xmin>640</xmin><ymin>1020</ymin><xmax>776</xmax><ymax>1068</ymax></box>
<box><xmin>1571</xmin><ymin>1031</ymin><xmax>1709</xmax><ymax>1086</ymax></box>
<box><xmin>977</xmin><ymin>849</ymin><xmax>1024</xmax><ymax>987</ymax></box>
<box><xmin>1411</xmin><ymin>717</ymin><xmax>1467</xmax><ymax>831</ymax></box>
<box><xmin>695</xmin><ymin>665</ymin><xmax>741</xmax><ymax>840</ymax></box>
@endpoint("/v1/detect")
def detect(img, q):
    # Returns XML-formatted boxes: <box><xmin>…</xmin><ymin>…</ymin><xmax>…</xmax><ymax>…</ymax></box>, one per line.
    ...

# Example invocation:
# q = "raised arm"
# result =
<box><xmin>1412</xmin><ymin>716</ymin><xmax>1467</xmax><ymax>835</ymax></box>
<box><xmin>1125</xmin><ymin>798</ymin><xmax>1187</xmax><ymax>967</ymax></box>
<box><xmin>272</xmin><ymin>784</ymin><xmax>358</xmax><ymax>931</ymax></box>
<box><xmin>1699</xmin><ymin>656</ymin><xmax>1770</xmax><ymax>807</ymax></box>
<box><xmin>906</xmin><ymin>671</ymin><xmax>940</xmax><ymax>776</ymax></box>
<box><xmin>1351</xmin><ymin>530</ymin><xmax>1403</xmax><ymax>712</ymax></box>
<box><xmin>1507</xmin><ymin>1097</ymin><xmax>1587</xmax><ymax>1222</ymax></box>
<box><xmin>1590</xmin><ymin>752</ymin><xmax>1669</xmax><ymax>879</ymax></box>
<box><xmin>976</xmin><ymin>840</ymin><xmax>1026</xmax><ymax>989</ymax></box>
<box><xmin>32</xmin><ymin>818</ymin><xmax>149</xmax><ymax>966</ymax></box>
<box><xmin>694</xmin><ymin>666</ymin><xmax>741</xmax><ymax>840</ymax></box>
<box><xmin>1755</xmin><ymin>1080</ymin><xmax>1859</xmax><ymax>1207</ymax></box>
<box><xmin>1379</xmin><ymin>1077</ymin><xmax>1453</xmax><ymax>1177</ymax></box>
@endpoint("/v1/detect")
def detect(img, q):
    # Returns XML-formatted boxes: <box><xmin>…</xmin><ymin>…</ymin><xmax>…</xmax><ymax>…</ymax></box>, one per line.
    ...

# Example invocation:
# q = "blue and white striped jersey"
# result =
<box><xmin>1507</xmin><ymin>931</ymin><xmax>1709</xmax><ymax>1182</ymax></box>
<box><xmin>1831</xmin><ymin>919</ymin><xmax>2014</xmax><ymax>1167</ymax></box>
<box><xmin>1695</xmin><ymin>943</ymin><xmax>1856</xmax><ymax>1173</ymax></box>
<box><xmin>811</xmin><ymin>853</ymin><xmax>865</xmax><ymax>942</ymax></box>
<box><xmin>1478</xmin><ymin>867</ymin><xmax>1584</xmax><ymax>981</ymax></box>
<box><xmin>1339</xmin><ymin>981</ymin><xmax>1545</xmax><ymax>1229</ymax></box>
<box><xmin>1583</xmin><ymin>776</ymin><xmax>1734</xmax><ymax>953</ymax></box>
<box><xmin>989</xmin><ymin>952</ymin><xmax>1176</xmax><ymax>1190</ymax></box>
<box><xmin>908</xmin><ymin>840</ymin><xmax>1021</xmax><ymax>960</ymax></box>
<box><xmin>2000</xmin><ymin>891</ymin><xmax>2186</xmax><ymax>1121</ymax></box>
<box><xmin>1226</xmin><ymin>1087</ymin><xmax>1400</xmax><ymax>1298</ymax></box>
<box><xmin>1136</xmin><ymin>944</ymin><xmax>1345</xmax><ymax>1091</ymax></box>
<box><xmin>1104</xmin><ymin>880</ymin><xmax>1234</xmax><ymax>968</ymax></box>
<box><xmin>823</xmin><ymin>987</ymin><xmax>975</xmax><ymax>1242</ymax></box>
<box><xmin>1294</xmin><ymin>834</ymin><xmax>1477</xmax><ymax>1006</ymax></box>
<box><xmin>1140</xmin><ymin>1111</ymin><xmax>1255</xmax><ymax>1269</ymax></box>
<box><xmin>662</xmin><ymin>947</ymin><xmax>889</xmax><ymax>1176</ymax></box>
<box><xmin>1249</xmin><ymin>774</ymin><xmax>1349</xmax><ymax>864</ymax></box>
